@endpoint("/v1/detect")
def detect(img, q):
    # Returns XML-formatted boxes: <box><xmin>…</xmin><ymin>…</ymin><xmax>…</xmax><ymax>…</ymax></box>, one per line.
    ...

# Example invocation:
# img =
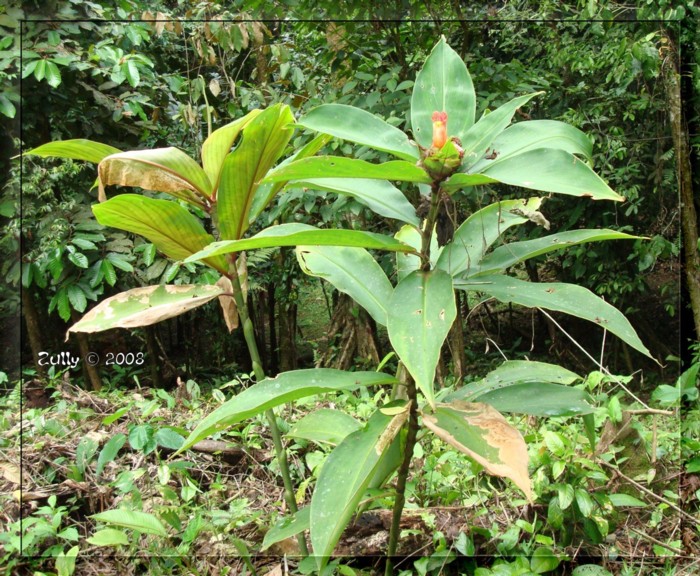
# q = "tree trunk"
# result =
<box><xmin>144</xmin><ymin>326</ymin><xmax>162</xmax><ymax>388</ymax></box>
<box><xmin>662</xmin><ymin>31</ymin><xmax>700</xmax><ymax>337</ymax></box>
<box><xmin>21</xmin><ymin>286</ymin><xmax>46</xmax><ymax>377</ymax></box>
<box><xmin>70</xmin><ymin>309</ymin><xmax>101</xmax><ymax>391</ymax></box>
<box><xmin>447</xmin><ymin>291</ymin><xmax>466</xmax><ymax>383</ymax></box>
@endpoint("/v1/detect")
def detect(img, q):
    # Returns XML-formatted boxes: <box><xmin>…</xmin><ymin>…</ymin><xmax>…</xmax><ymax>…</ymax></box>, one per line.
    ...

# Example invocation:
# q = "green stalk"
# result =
<box><xmin>228</xmin><ymin>259</ymin><xmax>309</xmax><ymax>557</ymax></box>
<box><xmin>385</xmin><ymin>188</ymin><xmax>442</xmax><ymax>574</ymax></box>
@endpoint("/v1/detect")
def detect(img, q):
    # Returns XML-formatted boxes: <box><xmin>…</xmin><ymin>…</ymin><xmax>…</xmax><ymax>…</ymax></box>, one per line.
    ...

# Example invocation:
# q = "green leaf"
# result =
<box><xmin>124</xmin><ymin>59</ymin><xmax>140</xmax><ymax>87</ymax></box>
<box><xmin>86</xmin><ymin>528</ymin><xmax>129</xmax><ymax>547</ymax></box>
<box><xmin>217</xmin><ymin>103</ymin><xmax>295</xmax><ymax>240</ymax></box>
<box><xmin>460</xmin><ymin>92</ymin><xmax>543</xmax><ymax>169</ymax></box>
<box><xmin>248</xmin><ymin>133</ymin><xmax>332</xmax><ymax>223</ymax></box>
<box><xmin>295</xmin><ymin>178</ymin><xmax>420</xmax><ymax>226</ymax></box>
<box><xmin>530</xmin><ymin>546</ymin><xmax>561</xmax><ymax>574</ymax></box>
<box><xmin>575</xmin><ymin>488</ymin><xmax>595</xmax><ymax>517</ymax></box>
<box><xmin>468</xmin><ymin>382</ymin><xmax>595</xmax><ymax>417</ymax></box>
<box><xmin>571</xmin><ymin>566</ymin><xmax>613</xmax><ymax>576</ymax></box>
<box><xmin>421</xmin><ymin>401</ymin><xmax>532</xmax><ymax>500</ymax></box>
<box><xmin>608</xmin><ymin>494</ymin><xmax>647</xmax><ymax>508</ymax></box>
<box><xmin>98</xmin><ymin>147</ymin><xmax>212</xmax><ymax>206</ymax></box>
<box><xmin>297</xmin><ymin>104</ymin><xmax>419</xmax><ymax>161</ymax></box>
<box><xmin>296</xmin><ymin>245</ymin><xmax>394</xmax><ymax>327</ymax></box>
<box><xmin>474</xmin><ymin>229</ymin><xmax>640</xmax><ymax>277</ymax></box>
<box><xmin>34</xmin><ymin>59</ymin><xmax>46</xmax><ymax>81</ymax></box>
<box><xmin>387</xmin><ymin>270</ymin><xmax>457</xmax><ymax>408</ymax></box>
<box><xmin>96</xmin><ymin>433</ymin><xmax>127</xmax><ymax>477</ymax></box>
<box><xmin>71</xmin><ymin>237</ymin><xmax>98</xmax><ymax>251</ymax></box>
<box><xmin>468</xmin><ymin>120</ymin><xmax>593</xmax><ymax>174</ymax></box>
<box><xmin>105</xmin><ymin>253</ymin><xmax>134</xmax><ymax>272</ymax></box>
<box><xmin>155</xmin><ymin>428</ymin><xmax>185</xmax><ymax>450</ymax></box>
<box><xmin>201</xmin><ymin>109</ymin><xmax>262</xmax><ymax>192</ymax></box>
<box><xmin>90</xmin><ymin>509</ymin><xmax>168</xmax><ymax>536</ymax></box>
<box><xmin>444</xmin><ymin>360</ymin><xmax>581</xmax><ymax>402</ymax></box>
<box><xmin>56</xmin><ymin>545</ymin><xmax>79</xmax><ymax>576</ymax></box>
<box><xmin>129</xmin><ymin>424</ymin><xmax>154</xmax><ymax>452</ymax></box>
<box><xmin>480</xmin><ymin>148</ymin><xmax>624</xmax><ymax>201</ymax></box>
<box><xmin>454</xmin><ymin>275</ymin><xmax>652</xmax><ymax>358</ymax></box>
<box><xmin>66</xmin><ymin>284</ymin><xmax>87</xmax><ymax>312</ymax></box>
<box><xmin>76</xmin><ymin>436</ymin><xmax>99</xmax><ymax>475</ymax></box>
<box><xmin>264</xmin><ymin>157</ymin><xmax>432</xmax><ymax>185</ymax></box>
<box><xmin>184</xmin><ymin>223</ymin><xmax>414</xmax><ymax>263</ymax></box>
<box><xmin>411</xmin><ymin>36</ymin><xmax>475</xmax><ymax>148</ymax></box>
<box><xmin>441</xmin><ymin>173</ymin><xmax>498</xmax><ymax>194</ymax></box>
<box><xmin>311</xmin><ymin>405</ymin><xmax>409</xmax><ymax>571</ymax></box>
<box><xmin>93</xmin><ymin>195</ymin><xmax>227</xmax><ymax>273</ymax></box>
<box><xmin>45</xmin><ymin>60</ymin><xmax>62</xmax><ymax>88</ymax></box>
<box><xmin>436</xmin><ymin>198</ymin><xmax>543</xmax><ymax>277</ymax></box>
<box><xmin>25</xmin><ymin>139</ymin><xmax>121</xmax><ymax>164</ymax></box>
<box><xmin>67</xmin><ymin>251</ymin><xmax>88</xmax><ymax>269</ymax></box>
<box><xmin>262</xmin><ymin>507</ymin><xmax>310</xmax><ymax>551</ymax></box>
<box><xmin>177</xmin><ymin>369</ymin><xmax>397</xmax><ymax>453</ymax></box>
<box><xmin>68</xmin><ymin>284</ymin><xmax>224</xmax><ymax>335</ymax></box>
<box><xmin>0</xmin><ymin>93</ymin><xmax>16</xmax><ymax>118</ymax></box>
<box><xmin>287</xmin><ymin>409</ymin><xmax>362</xmax><ymax>446</ymax></box>
<box><xmin>556</xmin><ymin>483</ymin><xmax>575</xmax><ymax>509</ymax></box>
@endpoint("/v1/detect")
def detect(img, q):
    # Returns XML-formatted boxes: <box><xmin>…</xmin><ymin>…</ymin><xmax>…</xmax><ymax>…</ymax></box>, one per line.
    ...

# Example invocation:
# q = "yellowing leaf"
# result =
<box><xmin>68</xmin><ymin>284</ymin><xmax>223</xmax><ymax>337</ymax></box>
<box><xmin>422</xmin><ymin>401</ymin><xmax>532</xmax><ymax>500</ymax></box>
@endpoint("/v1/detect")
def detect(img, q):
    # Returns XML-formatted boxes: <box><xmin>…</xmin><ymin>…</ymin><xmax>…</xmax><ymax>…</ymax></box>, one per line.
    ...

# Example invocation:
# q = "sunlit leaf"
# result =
<box><xmin>90</xmin><ymin>509</ymin><xmax>167</xmax><ymax>536</ymax></box>
<box><xmin>26</xmin><ymin>139</ymin><xmax>121</xmax><ymax>164</ymax></box>
<box><xmin>287</xmin><ymin>409</ymin><xmax>362</xmax><ymax>446</ymax></box>
<box><xmin>68</xmin><ymin>284</ymin><xmax>224</xmax><ymax>336</ymax></box>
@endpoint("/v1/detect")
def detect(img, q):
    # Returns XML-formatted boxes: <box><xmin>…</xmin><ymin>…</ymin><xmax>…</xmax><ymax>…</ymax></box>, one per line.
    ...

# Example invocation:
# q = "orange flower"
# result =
<box><xmin>431</xmin><ymin>111</ymin><xmax>448</xmax><ymax>149</ymax></box>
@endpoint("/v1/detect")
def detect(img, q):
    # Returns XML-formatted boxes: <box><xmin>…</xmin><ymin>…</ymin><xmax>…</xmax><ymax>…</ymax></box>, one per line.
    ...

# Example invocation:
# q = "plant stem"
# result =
<box><xmin>228</xmin><ymin>260</ymin><xmax>309</xmax><ymax>557</ymax></box>
<box><xmin>385</xmin><ymin>185</ymin><xmax>444</xmax><ymax>575</ymax></box>
<box><xmin>385</xmin><ymin>376</ymin><xmax>419</xmax><ymax>575</ymax></box>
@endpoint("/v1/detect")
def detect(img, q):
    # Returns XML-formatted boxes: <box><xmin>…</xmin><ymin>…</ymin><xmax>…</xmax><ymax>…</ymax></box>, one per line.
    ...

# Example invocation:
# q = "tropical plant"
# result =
<box><xmin>28</xmin><ymin>35</ymin><xmax>653</xmax><ymax>573</ymax></box>
<box><xmin>168</xmin><ymin>37</ymin><xmax>652</xmax><ymax>573</ymax></box>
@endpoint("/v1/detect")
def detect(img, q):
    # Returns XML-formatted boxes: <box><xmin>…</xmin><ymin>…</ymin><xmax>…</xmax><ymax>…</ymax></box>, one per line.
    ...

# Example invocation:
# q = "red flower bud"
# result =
<box><xmin>431</xmin><ymin>111</ymin><xmax>448</xmax><ymax>149</ymax></box>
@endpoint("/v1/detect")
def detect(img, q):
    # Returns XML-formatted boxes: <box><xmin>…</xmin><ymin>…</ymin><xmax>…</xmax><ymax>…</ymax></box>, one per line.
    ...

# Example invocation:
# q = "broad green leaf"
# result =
<box><xmin>184</xmin><ymin>223</ymin><xmax>415</xmax><ymax>263</ymax></box>
<box><xmin>93</xmin><ymin>194</ymin><xmax>227</xmax><ymax>272</ymax></box>
<box><xmin>56</xmin><ymin>545</ymin><xmax>79</xmax><ymax>576</ymax></box>
<box><xmin>96</xmin><ymin>433</ymin><xmax>127</xmax><ymax>477</ymax></box>
<box><xmin>44</xmin><ymin>60</ymin><xmax>62</xmax><ymax>88</ymax></box>
<box><xmin>287</xmin><ymin>409</ymin><xmax>362</xmax><ymax>446</ymax></box>
<box><xmin>297</xmin><ymin>104</ymin><xmax>419</xmax><ymax>161</ymax></box>
<box><xmin>469</xmin><ymin>382</ymin><xmax>595</xmax><ymax>417</ymax></box>
<box><xmin>455</xmin><ymin>275</ymin><xmax>652</xmax><ymax>358</ymax></box>
<box><xmin>248</xmin><ymin>133</ymin><xmax>332</xmax><ymax>223</ymax></box>
<box><xmin>68</xmin><ymin>284</ymin><xmax>224</xmax><ymax>335</ymax></box>
<box><xmin>437</xmin><ymin>198</ymin><xmax>543</xmax><ymax>276</ymax></box>
<box><xmin>445</xmin><ymin>360</ymin><xmax>581</xmax><ymax>403</ymax></box>
<box><xmin>261</xmin><ymin>507</ymin><xmax>310</xmax><ymax>551</ymax></box>
<box><xmin>91</xmin><ymin>509</ymin><xmax>167</xmax><ymax>536</ymax></box>
<box><xmin>441</xmin><ymin>173</ymin><xmax>498</xmax><ymax>194</ymax></box>
<box><xmin>296</xmin><ymin>178</ymin><xmax>419</xmax><ymax>226</ymax></box>
<box><xmin>608</xmin><ymin>494</ymin><xmax>647</xmax><ymax>508</ymax></box>
<box><xmin>387</xmin><ymin>270</ymin><xmax>457</xmax><ymax>408</ymax></box>
<box><xmin>473</xmin><ymin>229</ymin><xmax>639</xmax><ymax>277</ymax></box>
<box><xmin>531</xmin><ymin>546</ymin><xmax>561</xmax><ymax>574</ymax></box>
<box><xmin>481</xmin><ymin>148</ymin><xmax>624</xmax><ymax>201</ymax></box>
<box><xmin>98</xmin><ymin>147</ymin><xmax>213</xmax><ymax>205</ymax></box>
<box><xmin>86</xmin><ymin>528</ymin><xmax>129</xmax><ymax>547</ymax></box>
<box><xmin>468</xmin><ymin>120</ymin><xmax>593</xmax><ymax>174</ymax></box>
<box><xmin>311</xmin><ymin>405</ymin><xmax>409</xmax><ymax>570</ymax></box>
<box><xmin>395</xmin><ymin>224</ymin><xmax>440</xmax><ymax>282</ymax></box>
<box><xmin>26</xmin><ymin>139</ymin><xmax>121</xmax><ymax>164</ymax></box>
<box><xmin>296</xmin><ymin>245</ymin><xmax>394</xmax><ymax>327</ymax></box>
<box><xmin>572</xmin><ymin>566</ymin><xmax>613</xmax><ymax>576</ymax></box>
<box><xmin>421</xmin><ymin>401</ymin><xmax>532</xmax><ymax>500</ymax></box>
<box><xmin>264</xmin><ymin>157</ymin><xmax>432</xmax><ymax>185</ymax></box>
<box><xmin>217</xmin><ymin>103</ymin><xmax>295</xmax><ymax>240</ymax></box>
<box><xmin>460</xmin><ymin>92</ymin><xmax>543</xmax><ymax>169</ymax></box>
<box><xmin>155</xmin><ymin>428</ymin><xmax>185</xmax><ymax>450</ymax></box>
<box><xmin>411</xmin><ymin>36</ymin><xmax>475</xmax><ymax>148</ymax></box>
<box><xmin>177</xmin><ymin>369</ymin><xmax>397</xmax><ymax>453</ymax></box>
<box><xmin>201</xmin><ymin>109</ymin><xmax>262</xmax><ymax>192</ymax></box>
